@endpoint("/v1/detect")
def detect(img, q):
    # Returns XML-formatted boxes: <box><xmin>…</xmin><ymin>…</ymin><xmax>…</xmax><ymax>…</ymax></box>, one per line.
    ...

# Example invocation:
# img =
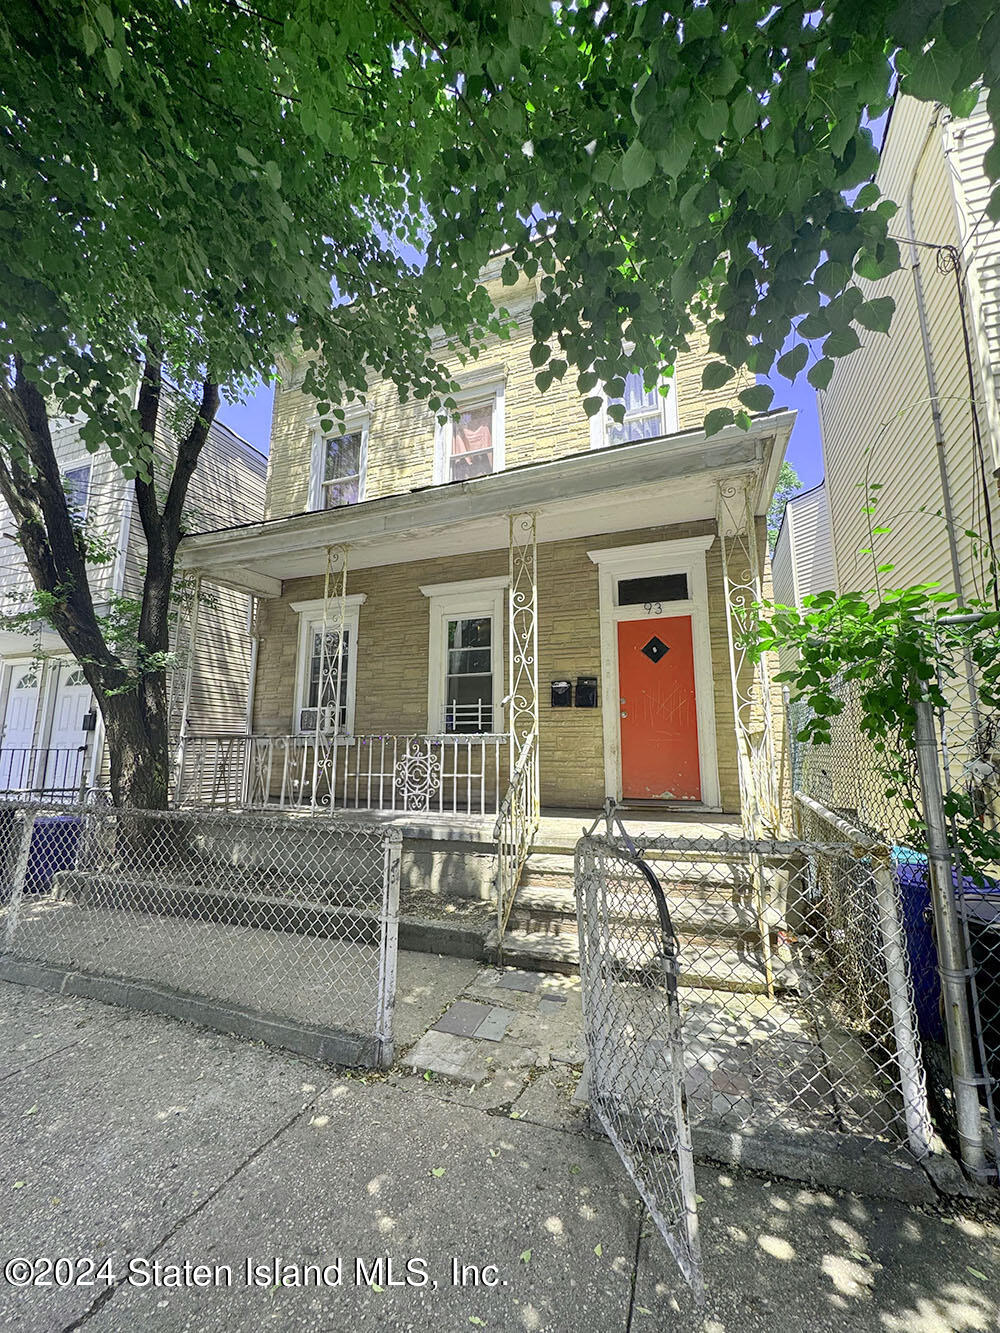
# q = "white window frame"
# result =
<box><xmin>63</xmin><ymin>464</ymin><xmax>92</xmax><ymax>520</ymax></box>
<box><xmin>588</xmin><ymin>366</ymin><xmax>679</xmax><ymax>451</ymax></box>
<box><xmin>433</xmin><ymin>375</ymin><xmax>506</xmax><ymax>485</ymax></box>
<box><xmin>420</xmin><ymin>577</ymin><xmax>508</xmax><ymax>734</ymax></box>
<box><xmin>291</xmin><ymin>594</ymin><xmax>366</xmax><ymax>734</ymax></box>
<box><xmin>587</xmin><ymin>536</ymin><xmax>720</xmax><ymax>808</ymax></box>
<box><xmin>308</xmin><ymin>415</ymin><xmax>369</xmax><ymax>512</ymax></box>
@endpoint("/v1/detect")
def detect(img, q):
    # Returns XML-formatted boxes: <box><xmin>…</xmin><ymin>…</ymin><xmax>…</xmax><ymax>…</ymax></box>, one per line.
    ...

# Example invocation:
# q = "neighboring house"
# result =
<box><xmin>819</xmin><ymin>90</ymin><xmax>1000</xmax><ymax>600</ymax></box>
<box><xmin>770</xmin><ymin>481</ymin><xmax>836</xmax><ymax>674</ymax></box>
<box><xmin>176</xmin><ymin>258</ymin><xmax>794</xmax><ymax>848</ymax></box>
<box><xmin>0</xmin><ymin>393</ymin><xmax>266</xmax><ymax>798</ymax></box>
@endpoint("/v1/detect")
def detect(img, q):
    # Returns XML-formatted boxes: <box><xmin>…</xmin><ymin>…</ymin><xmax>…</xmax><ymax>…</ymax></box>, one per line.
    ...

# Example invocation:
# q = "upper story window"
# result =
<box><xmin>310</xmin><ymin>417</ymin><xmax>368</xmax><ymax>511</ymax></box>
<box><xmin>590</xmin><ymin>369</ymin><xmax>678</xmax><ymax>450</ymax></box>
<box><xmin>63</xmin><ymin>465</ymin><xmax>91</xmax><ymax>520</ymax></box>
<box><xmin>434</xmin><ymin>377</ymin><xmax>506</xmax><ymax>485</ymax></box>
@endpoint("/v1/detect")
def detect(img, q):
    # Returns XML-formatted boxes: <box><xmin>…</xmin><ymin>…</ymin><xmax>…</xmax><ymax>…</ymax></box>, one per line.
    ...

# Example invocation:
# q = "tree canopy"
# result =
<box><xmin>4</xmin><ymin>0</ymin><xmax>999</xmax><ymax>451</ymax></box>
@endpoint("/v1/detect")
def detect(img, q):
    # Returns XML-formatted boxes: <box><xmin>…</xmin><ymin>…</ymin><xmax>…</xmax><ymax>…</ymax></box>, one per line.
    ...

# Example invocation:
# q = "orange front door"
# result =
<box><xmin>617</xmin><ymin>615</ymin><xmax>701</xmax><ymax>801</ymax></box>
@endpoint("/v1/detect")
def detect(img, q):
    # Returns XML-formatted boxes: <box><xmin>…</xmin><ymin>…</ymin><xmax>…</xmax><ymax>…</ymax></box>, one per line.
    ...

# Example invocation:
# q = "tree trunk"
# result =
<box><xmin>98</xmin><ymin>683</ymin><xmax>171</xmax><ymax>809</ymax></box>
<box><xmin>0</xmin><ymin>354</ymin><xmax>219</xmax><ymax>811</ymax></box>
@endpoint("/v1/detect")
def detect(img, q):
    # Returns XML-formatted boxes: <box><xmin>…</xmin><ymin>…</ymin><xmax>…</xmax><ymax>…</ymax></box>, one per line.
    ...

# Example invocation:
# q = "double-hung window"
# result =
<box><xmin>311</xmin><ymin>418</ymin><xmax>368</xmax><ymax>510</ymax></box>
<box><xmin>590</xmin><ymin>368</ymin><xmax>678</xmax><ymax>450</ymax></box>
<box><xmin>434</xmin><ymin>378</ymin><xmax>505</xmax><ymax>485</ymax></box>
<box><xmin>422</xmin><ymin>579</ymin><xmax>506</xmax><ymax>734</ymax></box>
<box><xmin>291</xmin><ymin>596</ymin><xmax>365</xmax><ymax>734</ymax></box>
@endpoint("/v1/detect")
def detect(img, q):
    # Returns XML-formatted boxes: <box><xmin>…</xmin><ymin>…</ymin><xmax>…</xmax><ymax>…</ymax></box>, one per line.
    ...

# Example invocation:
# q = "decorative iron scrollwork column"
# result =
<box><xmin>312</xmin><ymin>545</ymin><xmax>349</xmax><ymax>806</ymax></box>
<box><xmin>716</xmin><ymin>476</ymin><xmax>779</xmax><ymax>836</ymax></box>
<box><xmin>508</xmin><ymin>512</ymin><xmax>539</xmax><ymax>778</ymax></box>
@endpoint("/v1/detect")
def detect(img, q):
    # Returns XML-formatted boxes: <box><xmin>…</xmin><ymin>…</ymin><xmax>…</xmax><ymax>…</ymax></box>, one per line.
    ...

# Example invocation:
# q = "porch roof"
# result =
<box><xmin>177</xmin><ymin>409</ymin><xmax>795</xmax><ymax>597</ymax></box>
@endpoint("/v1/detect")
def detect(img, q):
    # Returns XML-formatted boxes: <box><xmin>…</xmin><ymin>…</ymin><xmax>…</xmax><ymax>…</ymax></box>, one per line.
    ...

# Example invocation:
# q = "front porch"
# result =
<box><xmin>166</xmin><ymin>418</ymin><xmax>791</xmax><ymax>942</ymax></box>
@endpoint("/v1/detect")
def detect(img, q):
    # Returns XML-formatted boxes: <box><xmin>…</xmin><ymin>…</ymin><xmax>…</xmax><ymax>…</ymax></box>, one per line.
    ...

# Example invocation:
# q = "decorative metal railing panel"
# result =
<box><xmin>176</xmin><ymin>732</ymin><xmax>507</xmax><ymax>817</ymax></box>
<box><xmin>493</xmin><ymin>730</ymin><xmax>540</xmax><ymax>939</ymax></box>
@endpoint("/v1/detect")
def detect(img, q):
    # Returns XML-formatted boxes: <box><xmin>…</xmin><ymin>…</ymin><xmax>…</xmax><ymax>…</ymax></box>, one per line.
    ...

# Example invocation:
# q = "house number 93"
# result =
<box><xmin>643</xmin><ymin>602</ymin><xmax>663</xmax><ymax>615</ymax></box>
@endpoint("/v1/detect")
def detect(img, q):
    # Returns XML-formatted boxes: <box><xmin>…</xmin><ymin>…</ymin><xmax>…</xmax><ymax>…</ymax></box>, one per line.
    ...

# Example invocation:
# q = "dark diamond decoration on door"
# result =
<box><xmin>641</xmin><ymin>635</ymin><xmax>670</xmax><ymax>664</ymax></box>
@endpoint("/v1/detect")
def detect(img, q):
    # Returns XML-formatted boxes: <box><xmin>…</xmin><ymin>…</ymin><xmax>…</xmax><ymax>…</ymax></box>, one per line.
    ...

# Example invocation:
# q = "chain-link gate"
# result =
<box><xmin>575</xmin><ymin>821</ymin><xmax>704</xmax><ymax>1304</ymax></box>
<box><xmin>0</xmin><ymin>803</ymin><xmax>401</xmax><ymax>1069</ymax></box>
<box><xmin>575</xmin><ymin>800</ymin><xmax>941</xmax><ymax>1301</ymax></box>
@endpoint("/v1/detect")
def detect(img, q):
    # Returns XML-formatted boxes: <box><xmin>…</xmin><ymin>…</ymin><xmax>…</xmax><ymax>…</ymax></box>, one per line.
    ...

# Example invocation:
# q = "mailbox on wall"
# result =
<box><xmin>550</xmin><ymin>680</ymin><xmax>572</xmax><ymax>708</ymax></box>
<box><xmin>575</xmin><ymin>676</ymin><xmax>598</xmax><ymax>708</ymax></box>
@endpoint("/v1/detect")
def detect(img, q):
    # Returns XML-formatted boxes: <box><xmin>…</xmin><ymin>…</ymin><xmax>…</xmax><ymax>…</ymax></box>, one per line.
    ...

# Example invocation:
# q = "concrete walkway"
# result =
<box><xmin>1</xmin><ymin>980</ymin><xmax>998</xmax><ymax>1333</ymax></box>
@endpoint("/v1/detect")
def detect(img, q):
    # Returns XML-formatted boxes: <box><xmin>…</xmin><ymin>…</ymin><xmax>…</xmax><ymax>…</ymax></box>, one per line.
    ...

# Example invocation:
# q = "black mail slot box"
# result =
<box><xmin>550</xmin><ymin>680</ymin><xmax>572</xmax><ymax>708</ymax></box>
<box><xmin>575</xmin><ymin>676</ymin><xmax>598</xmax><ymax>708</ymax></box>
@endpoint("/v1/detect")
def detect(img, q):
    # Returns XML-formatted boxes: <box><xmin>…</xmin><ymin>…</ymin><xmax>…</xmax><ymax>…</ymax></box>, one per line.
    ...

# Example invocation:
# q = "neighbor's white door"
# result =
<box><xmin>0</xmin><ymin>665</ymin><xmax>40</xmax><ymax>790</ymax></box>
<box><xmin>43</xmin><ymin>665</ymin><xmax>91</xmax><ymax>794</ymax></box>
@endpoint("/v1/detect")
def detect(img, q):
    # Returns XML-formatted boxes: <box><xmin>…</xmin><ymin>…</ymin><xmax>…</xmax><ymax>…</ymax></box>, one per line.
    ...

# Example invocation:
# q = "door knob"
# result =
<box><xmin>620</xmin><ymin>711</ymin><xmax>628</xmax><ymax>718</ymax></box>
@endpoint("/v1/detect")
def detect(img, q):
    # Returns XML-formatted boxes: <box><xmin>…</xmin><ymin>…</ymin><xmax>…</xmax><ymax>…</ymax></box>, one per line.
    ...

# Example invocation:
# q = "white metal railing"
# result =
<box><xmin>494</xmin><ymin>730</ymin><xmax>540</xmax><ymax>940</ymax></box>
<box><xmin>177</xmin><ymin>732</ymin><xmax>507</xmax><ymax>817</ymax></box>
<box><xmin>0</xmin><ymin>746</ymin><xmax>89</xmax><ymax>801</ymax></box>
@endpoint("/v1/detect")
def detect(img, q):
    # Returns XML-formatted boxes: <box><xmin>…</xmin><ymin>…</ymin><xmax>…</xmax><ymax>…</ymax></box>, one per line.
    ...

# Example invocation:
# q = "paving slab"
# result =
<box><xmin>431</xmin><ymin>998</ymin><xmax>494</xmax><ymax>1038</ymax></box>
<box><xmin>405</xmin><ymin>1029</ymin><xmax>492</xmax><ymax>1086</ymax></box>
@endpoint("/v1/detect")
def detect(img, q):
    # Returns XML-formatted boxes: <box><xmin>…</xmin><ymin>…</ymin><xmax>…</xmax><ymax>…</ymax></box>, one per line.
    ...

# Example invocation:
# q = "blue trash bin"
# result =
<box><xmin>24</xmin><ymin>815</ymin><xmax>82</xmax><ymax>894</ymax></box>
<box><xmin>893</xmin><ymin>846</ymin><xmax>1000</xmax><ymax>1061</ymax></box>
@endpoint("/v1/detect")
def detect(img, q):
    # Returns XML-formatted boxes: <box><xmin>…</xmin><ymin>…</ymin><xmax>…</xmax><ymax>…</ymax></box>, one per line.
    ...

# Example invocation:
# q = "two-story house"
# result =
<box><xmin>0</xmin><ymin>394</ymin><xmax>267</xmax><ymax>799</ymax></box>
<box><xmin>174</xmin><ymin>261</ymin><xmax>794</xmax><ymax>938</ymax></box>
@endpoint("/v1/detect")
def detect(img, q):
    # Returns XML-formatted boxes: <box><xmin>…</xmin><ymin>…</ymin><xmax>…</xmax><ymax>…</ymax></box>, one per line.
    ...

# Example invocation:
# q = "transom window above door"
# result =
<box><xmin>590</xmin><ymin>368</ymin><xmax>678</xmax><ymax>450</ymax></box>
<box><xmin>434</xmin><ymin>378</ymin><xmax>505</xmax><ymax>485</ymax></box>
<box><xmin>310</xmin><ymin>418</ymin><xmax>368</xmax><ymax>510</ymax></box>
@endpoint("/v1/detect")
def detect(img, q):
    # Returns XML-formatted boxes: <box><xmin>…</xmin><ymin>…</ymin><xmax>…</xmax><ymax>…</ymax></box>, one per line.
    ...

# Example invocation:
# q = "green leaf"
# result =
<box><xmin>855</xmin><ymin>296</ymin><xmax>895</xmax><ymax>334</ymax></box>
<box><xmin>738</xmin><ymin>384</ymin><xmax>774</xmax><ymax>412</ymax></box>
<box><xmin>696</xmin><ymin>100</ymin><xmax>728</xmax><ymax>142</ymax></box>
<box><xmin>431</xmin><ymin>1166</ymin><xmax>446</xmax><ymax>1177</ymax></box>
<box><xmin>519</xmin><ymin>1249</ymin><xmax>531</xmax><ymax>1264</ymax></box>
<box><xmin>594</xmin><ymin>1244</ymin><xmax>603</xmax><ymax>1257</ymax></box>
<box><xmin>704</xmin><ymin>407</ymin><xmax>735</xmax><ymax>435</ymax></box>
<box><xmin>776</xmin><ymin>343</ymin><xmax>808</xmax><ymax>381</ymax></box>
<box><xmin>95</xmin><ymin>3</ymin><xmax>114</xmax><ymax>38</ymax></box>
<box><xmin>621</xmin><ymin>138</ymin><xmax>656</xmax><ymax>191</ymax></box>
<box><xmin>583</xmin><ymin>395</ymin><xmax>603</xmax><ymax>418</ymax></box>
<box><xmin>807</xmin><ymin>358</ymin><xmax>835</xmax><ymax>391</ymax></box>
<box><xmin>81</xmin><ymin>22</ymin><xmax>99</xmax><ymax>56</ymax></box>
<box><xmin>702</xmin><ymin>361</ymin><xmax>735</xmax><ymax>390</ymax></box>
<box><xmin>104</xmin><ymin>47</ymin><xmax>122</xmax><ymax>84</ymax></box>
<box><xmin>654</xmin><ymin>128</ymin><xmax>694</xmax><ymax>178</ymax></box>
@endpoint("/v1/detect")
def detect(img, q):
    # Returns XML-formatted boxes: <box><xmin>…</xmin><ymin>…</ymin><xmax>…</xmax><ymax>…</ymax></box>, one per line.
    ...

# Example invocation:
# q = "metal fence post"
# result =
<box><xmin>913</xmin><ymin>699</ymin><xmax>988</xmax><ymax>1178</ymax></box>
<box><xmin>872</xmin><ymin>852</ymin><xmax>934</xmax><ymax>1159</ymax></box>
<box><xmin>3</xmin><ymin>808</ymin><xmax>36</xmax><ymax>954</ymax></box>
<box><xmin>374</xmin><ymin>829</ymin><xmax>401</xmax><ymax>1070</ymax></box>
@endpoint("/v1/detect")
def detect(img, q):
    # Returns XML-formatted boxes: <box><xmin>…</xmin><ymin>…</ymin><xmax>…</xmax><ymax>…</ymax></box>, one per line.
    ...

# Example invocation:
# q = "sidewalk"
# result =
<box><xmin>1</xmin><ymin>978</ymin><xmax>998</xmax><ymax>1333</ymax></box>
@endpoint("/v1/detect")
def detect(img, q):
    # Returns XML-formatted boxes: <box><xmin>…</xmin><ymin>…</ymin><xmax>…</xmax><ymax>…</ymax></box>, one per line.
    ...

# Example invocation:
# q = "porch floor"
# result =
<box><xmin>278</xmin><ymin>805</ymin><xmax>742</xmax><ymax>848</ymax></box>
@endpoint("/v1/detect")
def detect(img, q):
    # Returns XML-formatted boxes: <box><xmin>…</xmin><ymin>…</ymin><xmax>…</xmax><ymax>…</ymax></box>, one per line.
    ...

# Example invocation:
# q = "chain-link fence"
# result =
<box><xmin>789</xmin><ymin>643</ymin><xmax>1000</xmax><ymax>1183</ymax></box>
<box><xmin>0</xmin><ymin>803</ymin><xmax>401</xmax><ymax>1069</ymax></box>
<box><xmin>575</xmin><ymin>805</ymin><xmax>936</xmax><ymax>1245</ymax></box>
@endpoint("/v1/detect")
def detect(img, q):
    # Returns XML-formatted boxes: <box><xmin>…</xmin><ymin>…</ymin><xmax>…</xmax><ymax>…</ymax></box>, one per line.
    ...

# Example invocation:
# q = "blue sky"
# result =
<box><xmin>216</xmin><ymin>363</ymin><xmax>826</xmax><ymax>488</ymax></box>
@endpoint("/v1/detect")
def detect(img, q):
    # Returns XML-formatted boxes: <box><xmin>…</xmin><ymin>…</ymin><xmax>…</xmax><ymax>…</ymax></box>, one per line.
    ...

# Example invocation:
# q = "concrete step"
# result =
<box><xmin>490</xmin><ymin>927</ymin><xmax>794</xmax><ymax>994</ymax></box>
<box><xmin>509</xmin><ymin>884</ymin><xmax>763</xmax><ymax>943</ymax></box>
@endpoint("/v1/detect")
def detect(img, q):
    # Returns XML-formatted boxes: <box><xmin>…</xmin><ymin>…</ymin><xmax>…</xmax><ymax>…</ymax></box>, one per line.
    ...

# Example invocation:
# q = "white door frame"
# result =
<box><xmin>587</xmin><ymin>535</ymin><xmax>720</xmax><ymax>808</ymax></box>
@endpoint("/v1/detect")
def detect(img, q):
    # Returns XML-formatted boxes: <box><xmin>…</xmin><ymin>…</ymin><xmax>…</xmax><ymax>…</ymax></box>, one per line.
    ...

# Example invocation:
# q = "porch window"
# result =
<box><xmin>291</xmin><ymin>595</ymin><xmax>365</xmax><ymax>734</ymax></box>
<box><xmin>304</xmin><ymin>626</ymin><xmax>350</xmax><ymax>731</ymax></box>
<box><xmin>421</xmin><ymin>578</ymin><xmax>507</xmax><ymax>735</ymax></box>
<box><xmin>589</xmin><ymin>368</ymin><xmax>677</xmax><ymax>449</ymax></box>
<box><xmin>434</xmin><ymin>379</ymin><xmax>505</xmax><ymax>484</ymax></box>
<box><xmin>310</xmin><ymin>418</ymin><xmax>368</xmax><ymax>510</ymax></box>
<box><xmin>445</xmin><ymin>615</ymin><xmax>493</xmax><ymax>732</ymax></box>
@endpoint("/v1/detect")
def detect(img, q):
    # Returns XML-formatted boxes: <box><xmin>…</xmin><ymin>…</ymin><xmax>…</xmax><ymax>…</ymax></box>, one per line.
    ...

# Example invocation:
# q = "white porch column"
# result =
<box><xmin>508</xmin><ymin>512</ymin><xmax>539</xmax><ymax>781</ymax></box>
<box><xmin>716</xmin><ymin>476</ymin><xmax>779</xmax><ymax>836</ymax></box>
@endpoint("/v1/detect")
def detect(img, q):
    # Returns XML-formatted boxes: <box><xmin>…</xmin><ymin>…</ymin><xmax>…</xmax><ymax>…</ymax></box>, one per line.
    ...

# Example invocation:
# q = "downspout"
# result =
<box><xmin>903</xmin><ymin>110</ymin><xmax>968</xmax><ymax>604</ymax></box>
